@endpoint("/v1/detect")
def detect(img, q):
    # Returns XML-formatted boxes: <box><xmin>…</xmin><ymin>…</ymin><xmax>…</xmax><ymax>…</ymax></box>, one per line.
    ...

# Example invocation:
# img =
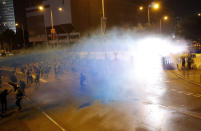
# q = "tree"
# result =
<box><xmin>0</xmin><ymin>29</ymin><xmax>16</xmax><ymax>51</ymax></box>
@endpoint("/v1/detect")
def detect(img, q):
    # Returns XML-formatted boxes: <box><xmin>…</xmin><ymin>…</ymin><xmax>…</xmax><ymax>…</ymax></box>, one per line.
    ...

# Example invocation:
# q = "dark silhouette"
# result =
<box><xmin>20</xmin><ymin>80</ymin><xmax>26</xmax><ymax>93</ymax></box>
<box><xmin>80</xmin><ymin>73</ymin><xmax>86</xmax><ymax>90</ymax></box>
<box><xmin>0</xmin><ymin>89</ymin><xmax>10</xmax><ymax>113</ymax></box>
<box><xmin>35</xmin><ymin>72</ymin><xmax>40</xmax><ymax>88</ymax></box>
<box><xmin>181</xmin><ymin>57</ymin><xmax>185</xmax><ymax>69</ymax></box>
<box><xmin>16</xmin><ymin>88</ymin><xmax>24</xmax><ymax>111</ymax></box>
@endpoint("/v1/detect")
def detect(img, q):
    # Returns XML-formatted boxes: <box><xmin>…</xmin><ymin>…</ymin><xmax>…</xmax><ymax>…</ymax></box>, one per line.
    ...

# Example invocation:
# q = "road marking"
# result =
<box><xmin>193</xmin><ymin>94</ymin><xmax>201</xmax><ymax>98</ymax></box>
<box><xmin>26</xmin><ymin>97</ymin><xmax>66</xmax><ymax>131</ymax></box>
<box><xmin>41</xmin><ymin>111</ymin><xmax>66</xmax><ymax>131</ymax></box>
<box><xmin>170</xmin><ymin>89</ymin><xmax>177</xmax><ymax>92</ymax></box>
<box><xmin>177</xmin><ymin>91</ymin><xmax>183</xmax><ymax>94</ymax></box>
<box><xmin>183</xmin><ymin>92</ymin><xmax>193</xmax><ymax>96</ymax></box>
<box><xmin>164</xmin><ymin>81</ymin><xmax>171</xmax><ymax>83</ymax></box>
<box><xmin>159</xmin><ymin>104</ymin><xmax>201</xmax><ymax>119</ymax></box>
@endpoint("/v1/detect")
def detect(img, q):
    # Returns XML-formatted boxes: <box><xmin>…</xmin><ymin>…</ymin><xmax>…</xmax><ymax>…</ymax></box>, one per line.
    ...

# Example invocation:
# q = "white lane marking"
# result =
<box><xmin>41</xmin><ymin>111</ymin><xmax>66</xmax><ymax>131</ymax></box>
<box><xmin>178</xmin><ymin>91</ymin><xmax>183</xmax><ymax>94</ymax></box>
<box><xmin>171</xmin><ymin>89</ymin><xmax>177</xmax><ymax>92</ymax></box>
<box><xmin>183</xmin><ymin>92</ymin><xmax>193</xmax><ymax>96</ymax></box>
<box><xmin>26</xmin><ymin>97</ymin><xmax>66</xmax><ymax>131</ymax></box>
<box><xmin>193</xmin><ymin>94</ymin><xmax>201</xmax><ymax>98</ymax></box>
<box><xmin>159</xmin><ymin>104</ymin><xmax>201</xmax><ymax>119</ymax></box>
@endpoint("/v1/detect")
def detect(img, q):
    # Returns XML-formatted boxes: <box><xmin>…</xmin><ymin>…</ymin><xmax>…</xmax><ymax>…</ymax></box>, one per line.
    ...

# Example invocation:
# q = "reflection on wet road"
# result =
<box><xmin>1</xmin><ymin>58</ymin><xmax>201</xmax><ymax>131</ymax></box>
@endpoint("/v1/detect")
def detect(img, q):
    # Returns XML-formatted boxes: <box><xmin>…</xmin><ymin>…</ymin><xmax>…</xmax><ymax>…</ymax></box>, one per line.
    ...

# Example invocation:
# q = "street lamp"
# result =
<box><xmin>139</xmin><ymin>6</ymin><xmax>144</xmax><ymax>11</ymax></box>
<box><xmin>15</xmin><ymin>22</ymin><xmax>25</xmax><ymax>48</ymax></box>
<box><xmin>153</xmin><ymin>3</ymin><xmax>159</xmax><ymax>10</ymax></box>
<box><xmin>160</xmin><ymin>15</ymin><xmax>169</xmax><ymax>33</ymax></box>
<box><xmin>101</xmin><ymin>0</ymin><xmax>106</xmax><ymax>35</ymax></box>
<box><xmin>38</xmin><ymin>5</ymin><xmax>44</xmax><ymax>11</ymax></box>
<box><xmin>198</xmin><ymin>13</ymin><xmax>201</xmax><ymax>17</ymax></box>
<box><xmin>58</xmin><ymin>7</ymin><xmax>63</xmax><ymax>12</ymax></box>
<box><xmin>38</xmin><ymin>5</ymin><xmax>49</xmax><ymax>42</ymax></box>
<box><xmin>147</xmin><ymin>2</ymin><xmax>160</xmax><ymax>24</ymax></box>
<box><xmin>38</xmin><ymin>5</ymin><xmax>62</xmax><ymax>40</ymax></box>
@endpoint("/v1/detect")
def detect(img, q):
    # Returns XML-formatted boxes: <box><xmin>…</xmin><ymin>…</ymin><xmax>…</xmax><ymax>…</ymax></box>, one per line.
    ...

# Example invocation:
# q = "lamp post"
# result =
<box><xmin>148</xmin><ymin>2</ymin><xmax>160</xmax><ymax>24</ymax></box>
<box><xmin>38</xmin><ymin>5</ymin><xmax>63</xmax><ymax>40</ymax></box>
<box><xmin>38</xmin><ymin>6</ymin><xmax>48</xmax><ymax>41</ymax></box>
<box><xmin>50</xmin><ymin>9</ymin><xmax>56</xmax><ymax>40</ymax></box>
<box><xmin>160</xmin><ymin>16</ymin><xmax>168</xmax><ymax>33</ymax></box>
<box><xmin>138</xmin><ymin>2</ymin><xmax>160</xmax><ymax>24</ymax></box>
<box><xmin>101</xmin><ymin>0</ymin><xmax>106</xmax><ymax>35</ymax></box>
<box><xmin>15</xmin><ymin>23</ymin><xmax>25</xmax><ymax>48</ymax></box>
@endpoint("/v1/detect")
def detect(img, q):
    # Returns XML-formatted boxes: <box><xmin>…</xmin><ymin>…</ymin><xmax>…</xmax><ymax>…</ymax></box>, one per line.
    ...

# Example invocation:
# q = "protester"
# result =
<box><xmin>80</xmin><ymin>73</ymin><xmax>86</xmax><ymax>90</ymax></box>
<box><xmin>0</xmin><ymin>89</ymin><xmax>11</xmax><ymax>113</ymax></box>
<box><xmin>19</xmin><ymin>80</ymin><xmax>26</xmax><ymax>94</ymax></box>
<box><xmin>35</xmin><ymin>71</ymin><xmax>40</xmax><ymax>88</ymax></box>
<box><xmin>16</xmin><ymin>88</ymin><xmax>24</xmax><ymax>111</ymax></box>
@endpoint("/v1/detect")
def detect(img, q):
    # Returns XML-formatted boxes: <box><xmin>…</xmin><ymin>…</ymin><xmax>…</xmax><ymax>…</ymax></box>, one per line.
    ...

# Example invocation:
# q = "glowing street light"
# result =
<box><xmin>15</xmin><ymin>22</ymin><xmax>25</xmax><ymax>48</ymax></box>
<box><xmin>153</xmin><ymin>3</ymin><xmax>160</xmax><ymax>10</ymax></box>
<box><xmin>139</xmin><ymin>6</ymin><xmax>144</xmax><ymax>11</ymax></box>
<box><xmin>38</xmin><ymin>5</ymin><xmax>57</xmax><ymax>40</ymax></box>
<box><xmin>58</xmin><ymin>7</ymin><xmax>63</xmax><ymax>12</ymax></box>
<box><xmin>163</xmin><ymin>16</ymin><xmax>168</xmax><ymax>21</ymax></box>
<box><xmin>198</xmin><ymin>13</ymin><xmax>201</xmax><ymax>17</ymax></box>
<box><xmin>15</xmin><ymin>23</ymin><xmax>19</xmax><ymax>27</ymax></box>
<box><xmin>38</xmin><ymin>5</ymin><xmax>44</xmax><ymax>11</ymax></box>
<box><xmin>160</xmin><ymin>15</ymin><xmax>169</xmax><ymax>33</ymax></box>
<box><xmin>148</xmin><ymin>2</ymin><xmax>160</xmax><ymax>24</ymax></box>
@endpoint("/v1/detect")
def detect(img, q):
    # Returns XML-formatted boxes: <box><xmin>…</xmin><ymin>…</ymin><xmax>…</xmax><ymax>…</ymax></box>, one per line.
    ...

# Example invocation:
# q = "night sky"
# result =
<box><xmin>164</xmin><ymin>0</ymin><xmax>201</xmax><ymax>16</ymax></box>
<box><xmin>13</xmin><ymin>0</ymin><xmax>201</xmax><ymax>33</ymax></box>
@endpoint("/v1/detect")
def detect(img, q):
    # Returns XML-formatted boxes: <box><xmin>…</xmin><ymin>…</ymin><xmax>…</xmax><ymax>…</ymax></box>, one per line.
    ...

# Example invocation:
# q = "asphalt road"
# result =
<box><xmin>1</xmin><ymin>68</ymin><xmax>201</xmax><ymax>131</ymax></box>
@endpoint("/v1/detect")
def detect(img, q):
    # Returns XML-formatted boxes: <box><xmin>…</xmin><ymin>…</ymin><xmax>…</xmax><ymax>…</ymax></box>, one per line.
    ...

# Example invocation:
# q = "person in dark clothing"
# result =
<box><xmin>26</xmin><ymin>69</ymin><xmax>33</xmax><ymax>84</ymax></box>
<box><xmin>35</xmin><ymin>72</ymin><xmax>40</xmax><ymax>88</ymax></box>
<box><xmin>187</xmin><ymin>56</ymin><xmax>192</xmax><ymax>70</ymax></box>
<box><xmin>80</xmin><ymin>73</ymin><xmax>86</xmax><ymax>90</ymax></box>
<box><xmin>16</xmin><ymin>88</ymin><xmax>24</xmax><ymax>111</ymax></box>
<box><xmin>10</xmin><ymin>72</ymin><xmax>17</xmax><ymax>83</ymax></box>
<box><xmin>19</xmin><ymin>80</ymin><xmax>26</xmax><ymax>94</ymax></box>
<box><xmin>181</xmin><ymin>57</ymin><xmax>185</xmax><ymax>70</ymax></box>
<box><xmin>0</xmin><ymin>89</ymin><xmax>10</xmax><ymax>113</ymax></box>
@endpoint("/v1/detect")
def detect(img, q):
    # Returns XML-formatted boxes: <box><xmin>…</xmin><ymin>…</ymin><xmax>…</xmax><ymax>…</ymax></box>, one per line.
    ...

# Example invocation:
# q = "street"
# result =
<box><xmin>0</xmin><ymin>0</ymin><xmax>200</xmax><ymax>130</ymax></box>
<box><xmin>1</xmin><ymin>56</ymin><xmax>201</xmax><ymax>131</ymax></box>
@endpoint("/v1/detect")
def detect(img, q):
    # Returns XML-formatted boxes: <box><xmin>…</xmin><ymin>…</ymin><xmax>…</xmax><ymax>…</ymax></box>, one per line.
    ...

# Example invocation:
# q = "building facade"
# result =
<box><xmin>0</xmin><ymin>0</ymin><xmax>16</xmax><ymax>32</ymax></box>
<box><xmin>26</xmin><ymin>0</ymin><xmax>75</xmax><ymax>42</ymax></box>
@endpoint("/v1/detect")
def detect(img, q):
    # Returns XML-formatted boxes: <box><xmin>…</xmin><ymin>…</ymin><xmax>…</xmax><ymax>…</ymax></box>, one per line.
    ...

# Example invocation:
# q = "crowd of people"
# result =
<box><xmin>0</xmin><ymin>50</ymin><xmax>124</xmax><ymax>116</ymax></box>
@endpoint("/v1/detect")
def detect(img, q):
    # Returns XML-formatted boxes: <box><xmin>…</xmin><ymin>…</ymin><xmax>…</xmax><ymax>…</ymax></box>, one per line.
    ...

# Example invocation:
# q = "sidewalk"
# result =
<box><xmin>173</xmin><ymin>69</ymin><xmax>201</xmax><ymax>86</ymax></box>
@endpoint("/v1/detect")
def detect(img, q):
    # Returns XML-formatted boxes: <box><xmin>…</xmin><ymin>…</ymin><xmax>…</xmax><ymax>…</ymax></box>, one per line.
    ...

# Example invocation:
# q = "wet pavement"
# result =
<box><xmin>1</xmin><ymin>68</ymin><xmax>201</xmax><ymax>131</ymax></box>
